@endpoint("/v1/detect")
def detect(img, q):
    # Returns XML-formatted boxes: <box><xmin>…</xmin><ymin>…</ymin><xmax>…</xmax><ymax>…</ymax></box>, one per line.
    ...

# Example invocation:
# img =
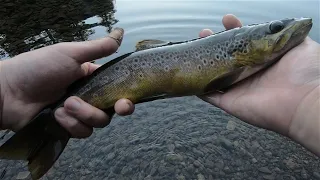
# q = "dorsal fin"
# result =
<box><xmin>135</xmin><ymin>39</ymin><xmax>171</xmax><ymax>51</ymax></box>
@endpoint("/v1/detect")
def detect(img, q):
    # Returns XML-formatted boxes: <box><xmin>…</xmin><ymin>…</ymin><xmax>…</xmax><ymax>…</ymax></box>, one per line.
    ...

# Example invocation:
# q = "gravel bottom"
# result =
<box><xmin>1</xmin><ymin>96</ymin><xmax>319</xmax><ymax>180</ymax></box>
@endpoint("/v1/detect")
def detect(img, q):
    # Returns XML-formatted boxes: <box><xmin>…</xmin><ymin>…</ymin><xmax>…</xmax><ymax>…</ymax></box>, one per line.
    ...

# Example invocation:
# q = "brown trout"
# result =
<box><xmin>0</xmin><ymin>17</ymin><xmax>312</xmax><ymax>179</ymax></box>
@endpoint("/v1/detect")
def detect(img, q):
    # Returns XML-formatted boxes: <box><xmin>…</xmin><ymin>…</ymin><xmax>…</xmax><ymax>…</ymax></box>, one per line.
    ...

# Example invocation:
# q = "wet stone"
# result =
<box><xmin>258</xmin><ymin>167</ymin><xmax>272</xmax><ymax>174</ymax></box>
<box><xmin>301</xmin><ymin>168</ymin><xmax>308</xmax><ymax>179</ymax></box>
<box><xmin>144</xmin><ymin>175</ymin><xmax>152</xmax><ymax>180</ymax></box>
<box><xmin>274</xmin><ymin>167</ymin><xmax>281</xmax><ymax>173</ymax></box>
<box><xmin>192</xmin><ymin>148</ymin><xmax>204</xmax><ymax>157</ymax></box>
<box><xmin>16</xmin><ymin>171</ymin><xmax>30</xmax><ymax>179</ymax></box>
<box><xmin>197</xmin><ymin>174</ymin><xmax>205</xmax><ymax>180</ymax></box>
<box><xmin>265</xmin><ymin>151</ymin><xmax>273</xmax><ymax>157</ymax></box>
<box><xmin>251</xmin><ymin>157</ymin><xmax>259</xmax><ymax>164</ymax></box>
<box><xmin>226</xmin><ymin>120</ymin><xmax>236</xmax><ymax>130</ymax></box>
<box><xmin>168</xmin><ymin>144</ymin><xmax>175</xmax><ymax>152</ymax></box>
<box><xmin>121</xmin><ymin>166</ymin><xmax>132</xmax><ymax>175</ymax></box>
<box><xmin>74</xmin><ymin>159</ymin><xmax>83</xmax><ymax>168</ymax></box>
<box><xmin>284</xmin><ymin>158</ymin><xmax>297</xmax><ymax>169</ymax></box>
<box><xmin>219</xmin><ymin>137</ymin><xmax>233</xmax><ymax>151</ymax></box>
<box><xmin>263</xmin><ymin>174</ymin><xmax>275</xmax><ymax>180</ymax></box>
<box><xmin>215</xmin><ymin>159</ymin><xmax>224</xmax><ymax>169</ymax></box>
<box><xmin>193</xmin><ymin>160</ymin><xmax>202</xmax><ymax>168</ymax></box>
<box><xmin>313</xmin><ymin>172</ymin><xmax>320</xmax><ymax>179</ymax></box>
<box><xmin>150</xmin><ymin>167</ymin><xmax>157</xmax><ymax>176</ymax></box>
<box><xmin>166</xmin><ymin>153</ymin><xmax>183</xmax><ymax>163</ymax></box>
<box><xmin>106</xmin><ymin>152</ymin><xmax>116</xmax><ymax>161</ymax></box>
<box><xmin>177</xmin><ymin>175</ymin><xmax>186</xmax><ymax>180</ymax></box>
<box><xmin>209</xmin><ymin>175</ymin><xmax>213</xmax><ymax>180</ymax></box>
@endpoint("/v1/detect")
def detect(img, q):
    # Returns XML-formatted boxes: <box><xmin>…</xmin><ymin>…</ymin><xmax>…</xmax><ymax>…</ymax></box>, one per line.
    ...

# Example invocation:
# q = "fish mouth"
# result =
<box><xmin>292</xmin><ymin>18</ymin><xmax>313</xmax><ymax>36</ymax></box>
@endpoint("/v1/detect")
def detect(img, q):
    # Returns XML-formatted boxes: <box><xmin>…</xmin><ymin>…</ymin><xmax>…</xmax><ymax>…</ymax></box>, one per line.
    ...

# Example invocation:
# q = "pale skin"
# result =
<box><xmin>0</xmin><ymin>15</ymin><xmax>319</xmax><ymax>156</ymax></box>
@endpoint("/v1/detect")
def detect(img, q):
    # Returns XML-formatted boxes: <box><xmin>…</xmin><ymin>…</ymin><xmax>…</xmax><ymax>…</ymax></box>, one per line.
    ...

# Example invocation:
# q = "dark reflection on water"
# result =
<box><xmin>0</xmin><ymin>0</ymin><xmax>117</xmax><ymax>59</ymax></box>
<box><xmin>0</xmin><ymin>0</ymin><xmax>320</xmax><ymax>179</ymax></box>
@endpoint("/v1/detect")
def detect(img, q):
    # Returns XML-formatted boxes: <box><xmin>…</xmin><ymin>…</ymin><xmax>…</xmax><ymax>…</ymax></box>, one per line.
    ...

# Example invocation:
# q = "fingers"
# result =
<box><xmin>199</xmin><ymin>92</ymin><xmax>223</xmax><ymax>107</ymax></box>
<box><xmin>81</xmin><ymin>62</ymin><xmax>101</xmax><ymax>76</ymax></box>
<box><xmin>55</xmin><ymin>107</ymin><xmax>93</xmax><ymax>138</ymax></box>
<box><xmin>54</xmin><ymin>27</ymin><xmax>124</xmax><ymax>64</ymax></box>
<box><xmin>222</xmin><ymin>14</ymin><xmax>242</xmax><ymax>30</ymax></box>
<box><xmin>199</xmin><ymin>14</ymin><xmax>242</xmax><ymax>39</ymax></box>
<box><xmin>55</xmin><ymin>96</ymin><xmax>135</xmax><ymax>138</ymax></box>
<box><xmin>199</xmin><ymin>29</ymin><xmax>214</xmax><ymax>38</ymax></box>
<box><xmin>115</xmin><ymin>98</ymin><xmax>135</xmax><ymax>116</ymax></box>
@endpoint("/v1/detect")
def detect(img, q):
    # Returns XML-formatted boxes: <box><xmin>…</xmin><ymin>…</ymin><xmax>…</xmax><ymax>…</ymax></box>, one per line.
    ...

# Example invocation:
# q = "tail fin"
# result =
<box><xmin>0</xmin><ymin>108</ymin><xmax>70</xmax><ymax>179</ymax></box>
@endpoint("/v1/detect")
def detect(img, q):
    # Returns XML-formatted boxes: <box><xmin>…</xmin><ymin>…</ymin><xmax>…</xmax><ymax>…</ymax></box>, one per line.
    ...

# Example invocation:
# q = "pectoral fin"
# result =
<box><xmin>135</xmin><ymin>39</ymin><xmax>171</xmax><ymax>51</ymax></box>
<box><xmin>204</xmin><ymin>67</ymin><xmax>246</xmax><ymax>93</ymax></box>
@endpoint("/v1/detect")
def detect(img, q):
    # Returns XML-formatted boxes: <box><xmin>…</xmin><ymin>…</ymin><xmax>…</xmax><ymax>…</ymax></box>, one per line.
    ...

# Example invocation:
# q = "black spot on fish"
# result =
<box><xmin>239</xmin><ymin>44</ymin><xmax>243</xmax><ymax>48</ymax></box>
<box><xmin>216</xmin><ymin>55</ymin><xmax>220</xmax><ymax>60</ymax></box>
<box><xmin>217</xmin><ymin>44</ymin><xmax>221</xmax><ymax>49</ymax></box>
<box><xmin>203</xmin><ymin>59</ymin><xmax>207</xmax><ymax>65</ymax></box>
<box><xmin>210</xmin><ymin>61</ymin><xmax>214</xmax><ymax>65</ymax></box>
<box><xmin>142</xmin><ymin>62</ymin><xmax>146</xmax><ymax>66</ymax></box>
<box><xmin>134</xmin><ymin>59</ymin><xmax>138</xmax><ymax>62</ymax></box>
<box><xmin>160</xmin><ymin>55</ymin><xmax>164</xmax><ymax>58</ymax></box>
<box><xmin>224</xmin><ymin>53</ymin><xmax>227</xmax><ymax>58</ymax></box>
<box><xmin>243</xmin><ymin>49</ymin><xmax>248</xmax><ymax>53</ymax></box>
<box><xmin>115</xmin><ymin>66</ymin><xmax>119</xmax><ymax>71</ymax></box>
<box><xmin>240</xmin><ymin>40</ymin><xmax>244</xmax><ymax>44</ymax></box>
<box><xmin>198</xmin><ymin>65</ymin><xmax>202</xmax><ymax>70</ymax></box>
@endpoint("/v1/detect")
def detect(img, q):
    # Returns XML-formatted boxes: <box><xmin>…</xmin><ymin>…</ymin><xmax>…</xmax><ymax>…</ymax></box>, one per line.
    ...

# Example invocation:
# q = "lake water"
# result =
<box><xmin>0</xmin><ymin>0</ymin><xmax>320</xmax><ymax>179</ymax></box>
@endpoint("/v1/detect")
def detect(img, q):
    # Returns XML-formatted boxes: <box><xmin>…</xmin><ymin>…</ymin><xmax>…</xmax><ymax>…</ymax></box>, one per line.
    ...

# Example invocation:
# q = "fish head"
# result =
<box><xmin>232</xmin><ymin>17</ymin><xmax>313</xmax><ymax>67</ymax></box>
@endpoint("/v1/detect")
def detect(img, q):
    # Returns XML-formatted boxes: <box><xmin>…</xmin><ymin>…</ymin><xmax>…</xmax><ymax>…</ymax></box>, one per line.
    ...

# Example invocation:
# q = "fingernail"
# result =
<box><xmin>55</xmin><ymin>108</ymin><xmax>67</xmax><ymax>119</ymax></box>
<box><xmin>125</xmin><ymin>101</ymin><xmax>131</xmax><ymax>110</ymax></box>
<box><xmin>66</xmin><ymin>98</ymin><xmax>81</xmax><ymax>112</ymax></box>
<box><xmin>108</xmin><ymin>27</ymin><xmax>124</xmax><ymax>46</ymax></box>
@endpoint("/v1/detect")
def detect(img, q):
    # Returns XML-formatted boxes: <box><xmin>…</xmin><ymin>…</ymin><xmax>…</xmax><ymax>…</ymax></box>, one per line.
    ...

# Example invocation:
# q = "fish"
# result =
<box><xmin>0</xmin><ymin>17</ymin><xmax>313</xmax><ymax>179</ymax></box>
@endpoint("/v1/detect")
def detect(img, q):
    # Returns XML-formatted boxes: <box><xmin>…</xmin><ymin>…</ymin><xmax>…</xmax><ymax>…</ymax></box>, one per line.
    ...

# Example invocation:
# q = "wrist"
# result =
<box><xmin>289</xmin><ymin>86</ymin><xmax>320</xmax><ymax>156</ymax></box>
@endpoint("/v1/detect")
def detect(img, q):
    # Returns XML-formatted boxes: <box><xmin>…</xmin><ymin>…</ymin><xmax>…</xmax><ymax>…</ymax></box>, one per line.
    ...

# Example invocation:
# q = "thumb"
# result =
<box><xmin>53</xmin><ymin>27</ymin><xmax>124</xmax><ymax>64</ymax></box>
<box><xmin>198</xmin><ymin>92</ymin><xmax>223</xmax><ymax>107</ymax></box>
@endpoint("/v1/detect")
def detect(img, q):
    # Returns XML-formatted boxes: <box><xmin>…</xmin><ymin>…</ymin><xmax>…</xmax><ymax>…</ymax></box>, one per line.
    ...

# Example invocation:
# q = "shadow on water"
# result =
<box><xmin>0</xmin><ymin>0</ymin><xmax>118</xmax><ymax>59</ymax></box>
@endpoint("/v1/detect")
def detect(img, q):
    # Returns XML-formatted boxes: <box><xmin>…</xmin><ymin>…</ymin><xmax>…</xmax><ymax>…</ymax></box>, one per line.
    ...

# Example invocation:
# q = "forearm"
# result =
<box><xmin>289</xmin><ymin>86</ymin><xmax>320</xmax><ymax>156</ymax></box>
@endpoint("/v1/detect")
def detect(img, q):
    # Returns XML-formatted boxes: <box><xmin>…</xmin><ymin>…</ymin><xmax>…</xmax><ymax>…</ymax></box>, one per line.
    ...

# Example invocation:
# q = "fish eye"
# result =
<box><xmin>269</xmin><ymin>20</ymin><xmax>285</xmax><ymax>34</ymax></box>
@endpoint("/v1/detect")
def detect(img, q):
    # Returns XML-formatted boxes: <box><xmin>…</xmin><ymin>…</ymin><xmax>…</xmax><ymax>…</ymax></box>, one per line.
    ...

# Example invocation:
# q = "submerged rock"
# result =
<box><xmin>16</xmin><ymin>171</ymin><xmax>30</xmax><ymax>180</ymax></box>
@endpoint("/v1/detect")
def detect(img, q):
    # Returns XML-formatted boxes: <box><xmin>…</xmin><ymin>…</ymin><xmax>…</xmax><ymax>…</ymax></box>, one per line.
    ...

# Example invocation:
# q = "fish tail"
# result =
<box><xmin>0</xmin><ymin>108</ymin><xmax>70</xmax><ymax>179</ymax></box>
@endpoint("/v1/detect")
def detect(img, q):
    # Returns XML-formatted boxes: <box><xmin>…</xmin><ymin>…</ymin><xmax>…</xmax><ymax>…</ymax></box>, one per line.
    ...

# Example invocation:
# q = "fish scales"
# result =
<box><xmin>77</xmin><ymin>36</ymin><xmax>240</xmax><ymax>109</ymax></box>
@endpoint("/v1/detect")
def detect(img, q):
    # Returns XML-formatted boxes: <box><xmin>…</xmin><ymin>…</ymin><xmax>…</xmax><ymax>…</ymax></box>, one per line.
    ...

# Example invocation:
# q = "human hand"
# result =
<box><xmin>0</xmin><ymin>28</ymin><xmax>135</xmax><ymax>138</ymax></box>
<box><xmin>199</xmin><ymin>15</ymin><xmax>320</xmax><ymax>156</ymax></box>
